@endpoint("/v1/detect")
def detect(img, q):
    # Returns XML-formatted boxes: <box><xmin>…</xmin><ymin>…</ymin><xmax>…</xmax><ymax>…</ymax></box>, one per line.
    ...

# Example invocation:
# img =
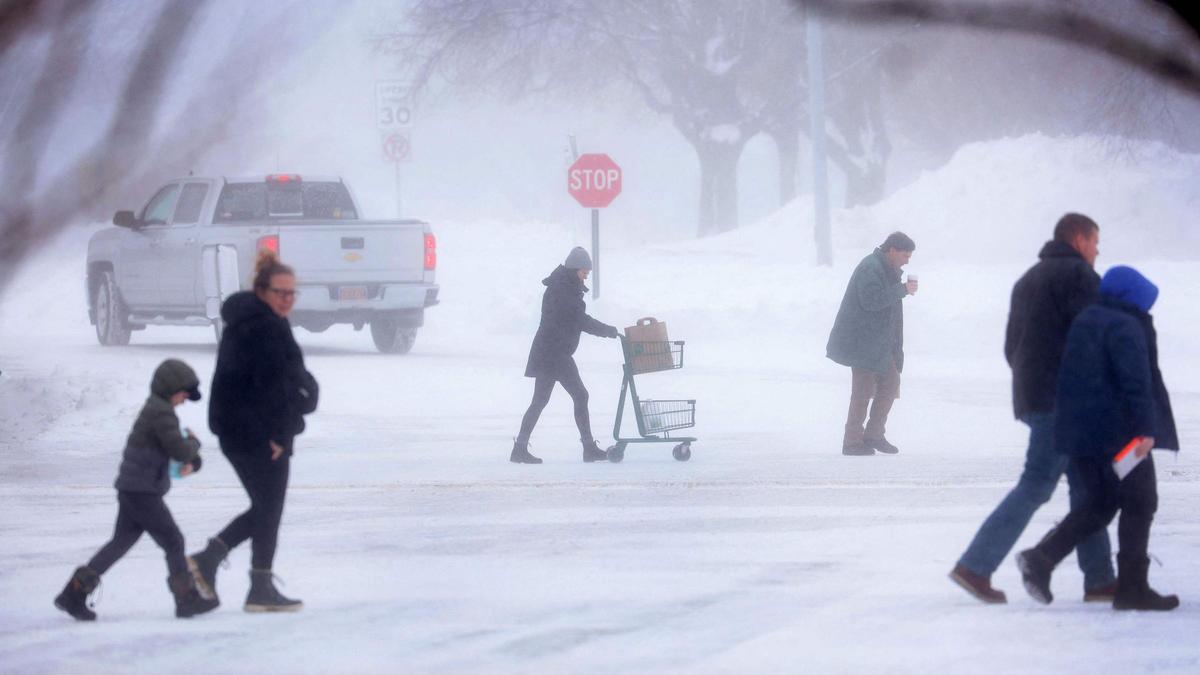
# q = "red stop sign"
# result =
<box><xmin>567</xmin><ymin>154</ymin><xmax>622</xmax><ymax>208</ymax></box>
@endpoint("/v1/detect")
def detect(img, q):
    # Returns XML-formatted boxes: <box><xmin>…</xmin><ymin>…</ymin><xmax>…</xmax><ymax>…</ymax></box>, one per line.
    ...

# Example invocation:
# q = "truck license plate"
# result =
<box><xmin>337</xmin><ymin>286</ymin><xmax>368</xmax><ymax>301</ymax></box>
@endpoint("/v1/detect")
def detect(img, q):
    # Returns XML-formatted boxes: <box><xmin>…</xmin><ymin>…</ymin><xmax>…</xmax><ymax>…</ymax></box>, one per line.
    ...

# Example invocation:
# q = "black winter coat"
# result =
<box><xmin>1005</xmin><ymin>240</ymin><xmax>1099</xmax><ymax>419</ymax></box>
<box><xmin>826</xmin><ymin>249</ymin><xmax>907</xmax><ymax>374</ymax></box>
<box><xmin>114</xmin><ymin>367</ymin><xmax>202</xmax><ymax>495</ymax></box>
<box><xmin>524</xmin><ymin>266</ymin><xmax>614</xmax><ymax>378</ymax></box>
<box><xmin>208</xmin><ymin>292</ymin><xmax>318</xmax><ymax>455</ymax></box>
<box><xmin>1054</xmin><ymin>296</ymin><xmax>1179</xmax><ymax>458</ymax></box>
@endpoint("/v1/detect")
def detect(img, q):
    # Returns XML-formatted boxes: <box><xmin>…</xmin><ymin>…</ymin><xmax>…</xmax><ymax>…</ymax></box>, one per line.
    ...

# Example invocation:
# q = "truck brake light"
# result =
<box><xmin>424</xmin><ymin>233</ymin><xmax>437</xmax><ymax>270</ymax></box>
<box><xmin>257</xmin><ymin>235</ymin><xmax>280</xmax><ymax>256</ymax></box>
<box><xmin>266</xmin><ymin>174</ymin><xmax>301</xmax><ymax>183</ymax></box>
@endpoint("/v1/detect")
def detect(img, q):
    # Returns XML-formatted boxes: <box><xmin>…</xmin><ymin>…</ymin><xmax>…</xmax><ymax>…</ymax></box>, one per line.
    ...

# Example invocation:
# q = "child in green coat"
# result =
<box><xmin>54</xmin><ymin>359</ymin><xmax>218</xmax><ymax>620</ymax></box>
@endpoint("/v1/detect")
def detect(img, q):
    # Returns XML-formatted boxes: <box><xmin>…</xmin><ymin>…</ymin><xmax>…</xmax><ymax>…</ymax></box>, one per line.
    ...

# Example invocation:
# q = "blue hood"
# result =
<box><xmin>1100</xmin><ymin>265</ymin><xmax>1158</xmax><ymax>312</ymax></box>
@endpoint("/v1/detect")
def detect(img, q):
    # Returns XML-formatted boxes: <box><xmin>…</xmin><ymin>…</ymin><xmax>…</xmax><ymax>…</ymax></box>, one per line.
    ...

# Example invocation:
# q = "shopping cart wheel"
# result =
<box><xmin>607</xmin><ymin>443</ymin><xmax>625</xmax><ymax>463</ymax></box>
<box><xmin>672</xmin><ymin>443</ymin><xmax>691</xmax><ymax>462</ymax></box>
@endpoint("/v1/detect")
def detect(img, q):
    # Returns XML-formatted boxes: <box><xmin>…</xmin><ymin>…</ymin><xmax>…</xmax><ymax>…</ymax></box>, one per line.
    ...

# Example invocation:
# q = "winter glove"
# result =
<box><xmin>189</xmin><ymin>455</ymin><xmax>202</xmax><ymax>473</ymax></box>
<box><xmin>604</xmin><ymin>324</ymin><xmax>620</xmax><ymax>339</ymax></box>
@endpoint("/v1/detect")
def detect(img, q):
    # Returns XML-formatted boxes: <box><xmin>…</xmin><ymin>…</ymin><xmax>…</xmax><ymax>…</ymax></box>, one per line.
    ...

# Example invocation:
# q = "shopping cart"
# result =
<box><xmin>607</xmin><ymin>335</ymin><xmax>697</xmax><ymax>462</ymax></box>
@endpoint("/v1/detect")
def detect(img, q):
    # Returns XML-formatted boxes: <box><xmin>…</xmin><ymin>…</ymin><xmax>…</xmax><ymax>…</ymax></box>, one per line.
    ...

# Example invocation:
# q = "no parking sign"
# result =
<box><xmin>382</xmin><ymin>132</ymin><xmax>411</xmax><ymax>163</ymax></box>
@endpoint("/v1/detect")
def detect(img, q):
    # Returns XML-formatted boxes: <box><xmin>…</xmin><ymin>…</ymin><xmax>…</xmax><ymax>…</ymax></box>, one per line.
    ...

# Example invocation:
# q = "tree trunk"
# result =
<box><xmin>827</xmin><ymin>137</ymin><xmax>889</xmax><ymax>207</ymax></box>
<box><xmin>694</xmin><ymin>139</ymin><xmax>745</xmax><ymax>236</ymax></box>
<box><xmin>768</xmin><ymin>128</ymin><xmax>801</xmax><ymax>206</ymax></box>
<box><xmin>827</xmin><ymin>60</ymin><xmax>891</xmax><ymax>208</ymax></box>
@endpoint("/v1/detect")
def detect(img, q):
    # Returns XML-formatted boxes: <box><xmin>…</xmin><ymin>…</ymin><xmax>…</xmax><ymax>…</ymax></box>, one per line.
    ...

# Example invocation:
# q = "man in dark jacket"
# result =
<box><xmin>54</xmin><ymin>359</ymin><xmax>217</xmax><ymax>620</ymax></box>
<box><xmin>512</xmin><ymin>246</ymin><xmax>619</xmax><ymax>463</ymax></box>
<box><xmin>951</xmin><ymin>213</ymin><xmax>1115</xmax><ymax>604</ymax></box>
<box><xmin>1017</xmin><ymin>266</ymin><xmax>1179</xmax><ymax>611</ymax></box>
<box><xmin>827</xmin><ymin>232</ymin><xmax>917</xmax><ymax>456</ymax></box>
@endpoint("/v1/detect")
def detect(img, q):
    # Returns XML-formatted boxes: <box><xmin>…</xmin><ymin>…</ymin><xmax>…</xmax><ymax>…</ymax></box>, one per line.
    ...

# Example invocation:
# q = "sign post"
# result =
<box><xmin>567</xmin><ymin>153</ymin><xmax>622</xmax><ymax>299</ymax></box>
<box><xmin>806</xmin><ymin>14</ymin><xmax>832</xmax><ymax>266</ymax></box>
<box><xmin>376</xmin><ymin>81</ymin><xmax>413</xmax><ymax>217</ymax></box>
<box><xmin>381</xmin><ymin>132</ymin><xmax>411</xmax><ymax>217</ymax></box>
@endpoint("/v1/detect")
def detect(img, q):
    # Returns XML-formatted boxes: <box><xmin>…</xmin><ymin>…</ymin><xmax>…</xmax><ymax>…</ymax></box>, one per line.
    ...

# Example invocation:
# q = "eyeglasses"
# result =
<box><xmin>268</xmin><ymin>288</ymin><xmax>299</xmax><ymax>299</ymax></box>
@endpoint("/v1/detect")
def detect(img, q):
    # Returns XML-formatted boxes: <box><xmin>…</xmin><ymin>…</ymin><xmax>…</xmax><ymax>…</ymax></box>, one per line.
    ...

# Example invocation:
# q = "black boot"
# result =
<box><xmin>187</xmin><ymin>537</ymin><xmax>228</xmax><ymax>602</ymax></box>
<box><xmin>582</xmin><ymin>439</ymin><xmax>608</xmax><ymax>463</ymax></box>
<box><xmin>54</xmin><ymin>566</ymin><xmax>99</xmax><ymax>621</ymax></box>
<box><xmin>245</xmin><ymin>569</ymin><xmax>303</xmax><ymax>613</ymax></box>
<box><xmin>1016</xmin><ymin>548</ymin><xmax>1055</xmax><ymax>604</ymax></box>
<box><xmin>168</xmin><ymin>571</ymin><xmax>219</xmax><ymax>619</ymax></box>
<box><xmin>864</xmin><ymin>436</ymin><xmax>899</xmax><ymax>454</ymax></box>
<box><xmin>510</xmin><ymin>440</ymin><xmax>542</xmax><ymax>464</ymax></box>
<box><xmin>1114</xmin><ymin>553</ymin><xmax>1179</xmax><ymax>611</ymax></box>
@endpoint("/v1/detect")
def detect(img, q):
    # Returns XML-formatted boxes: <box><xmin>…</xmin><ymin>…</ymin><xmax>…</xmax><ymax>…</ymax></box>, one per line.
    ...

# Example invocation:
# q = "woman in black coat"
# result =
<box><xmin>188</xmin><ymin>249</ymin><xmax>318</xmax><ymax>613</ymax></box>
<box><xmin>511</xmin><ymin>247</ymin><xmax>619</xmax><ymax>464</ymax></box>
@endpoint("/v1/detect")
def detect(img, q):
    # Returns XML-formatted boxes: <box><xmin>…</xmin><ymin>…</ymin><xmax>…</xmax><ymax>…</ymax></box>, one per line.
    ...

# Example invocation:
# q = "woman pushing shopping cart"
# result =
<box><xmin>510</xmin><ymin>247</ymin><xmax>621</xmax><ymax>464</ymax></box>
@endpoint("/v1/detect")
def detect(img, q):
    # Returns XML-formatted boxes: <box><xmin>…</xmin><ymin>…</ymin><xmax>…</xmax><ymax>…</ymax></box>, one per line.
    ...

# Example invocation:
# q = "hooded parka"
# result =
<box><xmin>1005</xmin><ymin>240</ymin><xmax>1099</xmax><ymax>419</ymax></box>
<box><xmin>1054</xmin><ymin>294</ymin><xmax>1179</xmax><ymax>459</ymax></box>
<box><xmin>208</xmin><ymin>291</ymin><xmax>318</xmax><ymax>455</ymax></box>
<box><xmin>113</xmin><ymin>359</ymin><xmax>202</xmax><ymax>495</ymax></box>
<box><xmin>524</xmin><ymin>265</ymin><xmax>614</xmax><ymax>378</ymax></box>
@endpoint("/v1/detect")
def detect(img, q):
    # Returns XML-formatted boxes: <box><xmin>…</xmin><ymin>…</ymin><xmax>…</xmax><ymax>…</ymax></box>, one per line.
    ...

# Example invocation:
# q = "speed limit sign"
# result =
<box><xmin>376</xmin><ymin>81</ymin><xmax>412</xmax><ymax>130</ymax></box>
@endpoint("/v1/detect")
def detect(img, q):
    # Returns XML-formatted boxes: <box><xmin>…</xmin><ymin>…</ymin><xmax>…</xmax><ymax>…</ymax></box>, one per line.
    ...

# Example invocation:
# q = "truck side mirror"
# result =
<box><xmin>113</xmin><ymin>210</ymin><xmax>138</xmax><ymax>228</ymax></box>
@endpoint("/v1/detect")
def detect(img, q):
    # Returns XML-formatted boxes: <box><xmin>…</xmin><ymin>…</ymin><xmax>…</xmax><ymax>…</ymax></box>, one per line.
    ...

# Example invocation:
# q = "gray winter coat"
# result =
<box><xmin>114</xmin><ymin>360</ymin><xmax>202</xmax><ymax>495</ymax></box>
<box><xmin>826</xmin><ymin>248</ymin><xmax>907</xmax><ymax>374</ymax></box>
<box><xmin>524</xmin><ymin>265</ymin><xmax>615</xmax><ymax>378</ymax></box>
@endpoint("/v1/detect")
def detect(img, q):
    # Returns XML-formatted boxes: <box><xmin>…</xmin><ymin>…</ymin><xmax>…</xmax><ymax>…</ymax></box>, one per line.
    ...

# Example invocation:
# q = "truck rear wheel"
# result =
<box><xmin>94</xmin><ymin>270</ymin><xmax>131</xmax><ymax>346</ymax></box>
<box><xmin>370</xmin><ymin>319</ymin><xmax>417</xmax><ymax>354</ymax></box>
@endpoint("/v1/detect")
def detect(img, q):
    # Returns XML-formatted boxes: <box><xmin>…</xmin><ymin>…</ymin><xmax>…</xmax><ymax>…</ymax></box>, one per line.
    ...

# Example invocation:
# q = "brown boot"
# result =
<box><xmin>949</xmin><ymin>564</ymin><xmax>1007</xmax><ymax>604</ymax></box>
<box><xmin>1083</xmin><ymin>581</ymin><xmax>1118</xmax><ymax>603</ymax></box>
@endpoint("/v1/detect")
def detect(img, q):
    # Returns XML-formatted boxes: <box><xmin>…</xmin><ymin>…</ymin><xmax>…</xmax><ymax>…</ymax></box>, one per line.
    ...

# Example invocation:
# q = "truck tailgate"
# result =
<box><xmin>278</xmin><ymin>221</ymin><xmax>427</xmax><ymax>283</ymax></box>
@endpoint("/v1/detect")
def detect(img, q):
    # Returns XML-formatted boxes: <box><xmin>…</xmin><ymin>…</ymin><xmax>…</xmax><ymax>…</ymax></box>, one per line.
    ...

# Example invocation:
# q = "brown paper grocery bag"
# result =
<box><xmin>625</xmin><ymin>317</ymin><xmax>673</xmax><ymax>373</ymax></box>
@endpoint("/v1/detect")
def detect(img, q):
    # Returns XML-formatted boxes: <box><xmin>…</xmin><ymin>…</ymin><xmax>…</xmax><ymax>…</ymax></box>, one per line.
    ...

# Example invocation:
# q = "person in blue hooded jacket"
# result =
<box><xmin>1016</xmin><ymin>266</ymin><xmax>1179</xmax><ymax>611</ymax></box>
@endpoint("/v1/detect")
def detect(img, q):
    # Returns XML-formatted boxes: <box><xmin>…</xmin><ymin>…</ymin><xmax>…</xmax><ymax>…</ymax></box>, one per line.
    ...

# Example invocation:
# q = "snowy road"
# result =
<box><xmin>2</xmin><ymin>321</ymin><xmax>1199</xmax><ymax>673</ymax></box>
<box><xmin>5</xmin><ymin>135</ymin><xmax>1200</xmax><ymax>673</ymax></box>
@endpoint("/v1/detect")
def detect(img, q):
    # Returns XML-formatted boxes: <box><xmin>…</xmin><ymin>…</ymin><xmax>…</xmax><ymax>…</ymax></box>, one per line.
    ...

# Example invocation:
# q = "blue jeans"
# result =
<box><xmin>958</xmin><ymin>412</ymin><xmax>1115</xmax><ymax>590</ymax></box>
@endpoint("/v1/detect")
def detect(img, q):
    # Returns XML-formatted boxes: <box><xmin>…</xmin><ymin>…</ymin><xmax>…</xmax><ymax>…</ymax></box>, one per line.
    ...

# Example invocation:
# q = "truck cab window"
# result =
<box><xmin>140</xmin><ymin>185</ymin><xmax>181</xmax><ymax>226</ymax></box>
<box><xmin>214</xmin><ymin>181</ymin><xmax>357</xmax><ymax>223</ymax></box>
<box><xmin>172</xmin><ymin>183</ymin><xmax>209</xmax><ymax>224</ymax></box>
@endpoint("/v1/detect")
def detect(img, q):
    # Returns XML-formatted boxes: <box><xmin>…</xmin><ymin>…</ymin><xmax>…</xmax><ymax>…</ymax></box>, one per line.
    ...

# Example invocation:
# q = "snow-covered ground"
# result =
<box><xmin>2</xmin><ymin>135</ymin><xmax>1199</xmax><ymax>673</ymax></box>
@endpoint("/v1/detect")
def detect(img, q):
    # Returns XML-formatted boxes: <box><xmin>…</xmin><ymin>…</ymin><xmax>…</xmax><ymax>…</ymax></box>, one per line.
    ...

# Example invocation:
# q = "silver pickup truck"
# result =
<box><xmin>86</xmin><ymin>174</ymin><xmax>439</xmax><ymax>353</ymax></box>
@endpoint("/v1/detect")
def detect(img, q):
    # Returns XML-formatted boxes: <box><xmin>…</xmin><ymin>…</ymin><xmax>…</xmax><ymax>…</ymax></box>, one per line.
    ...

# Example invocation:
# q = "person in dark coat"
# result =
<box><xmin>950</xmin><ymin>213</ymin><xmax>1115</xmax><ymax>604</ymax></box>
<box><xmin>54</xmin><ymin>359</ymin><xmax>217</xmax><ymax>621</ymax></box>
<box><xmin>188</xmin><ymin>249</ymin><xmax>318</xmax><ymax>613</ymax></box>
<box><xmin>1017</xmin><ymin>266</ymin><xmax>1179</xmax><ymax>611</ymax></box>
<box><xmin>827</xmin><ymin>231</ymin><xmax>917</xmax><ymax>456</ymax></box>
<box><xmin>511</xmin><ymin>247</ymin><xmax>620</xmax><ymax>464</ymax></box>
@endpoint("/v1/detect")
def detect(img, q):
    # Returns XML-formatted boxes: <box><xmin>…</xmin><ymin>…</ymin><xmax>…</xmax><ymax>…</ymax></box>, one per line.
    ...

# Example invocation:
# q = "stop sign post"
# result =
<box><xmin>567</xmin><ymin>153</ymin><xmax>622</xmax><ymax>299</ymax></box>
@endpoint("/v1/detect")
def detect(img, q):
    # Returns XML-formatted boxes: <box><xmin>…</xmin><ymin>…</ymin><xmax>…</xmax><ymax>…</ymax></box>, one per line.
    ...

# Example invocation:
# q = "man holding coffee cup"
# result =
<box><xmin>826</xmin><ymin>231</ymin><xmax>918</xmax><ymax>456</ymax></box>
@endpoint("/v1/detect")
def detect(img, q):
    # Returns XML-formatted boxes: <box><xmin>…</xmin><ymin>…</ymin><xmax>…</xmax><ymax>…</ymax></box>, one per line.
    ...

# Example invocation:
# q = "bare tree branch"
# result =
<box><xmin>800</xmin><ymin>0</ymin><xmax>1200</xmax><ymax>98</ymax></box>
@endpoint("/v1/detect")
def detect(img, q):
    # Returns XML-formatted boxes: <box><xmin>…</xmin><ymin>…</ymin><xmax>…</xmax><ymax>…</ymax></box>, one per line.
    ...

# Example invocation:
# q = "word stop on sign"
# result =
<box><xmin>569</xmin><ymin>168</ymin><xmax>621</xmax><ymax>191</ymax></box>
<box><xmin>567</xmin><ymin>153</ymin><xmax>622</xmax><ymax>208</ymax></box>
